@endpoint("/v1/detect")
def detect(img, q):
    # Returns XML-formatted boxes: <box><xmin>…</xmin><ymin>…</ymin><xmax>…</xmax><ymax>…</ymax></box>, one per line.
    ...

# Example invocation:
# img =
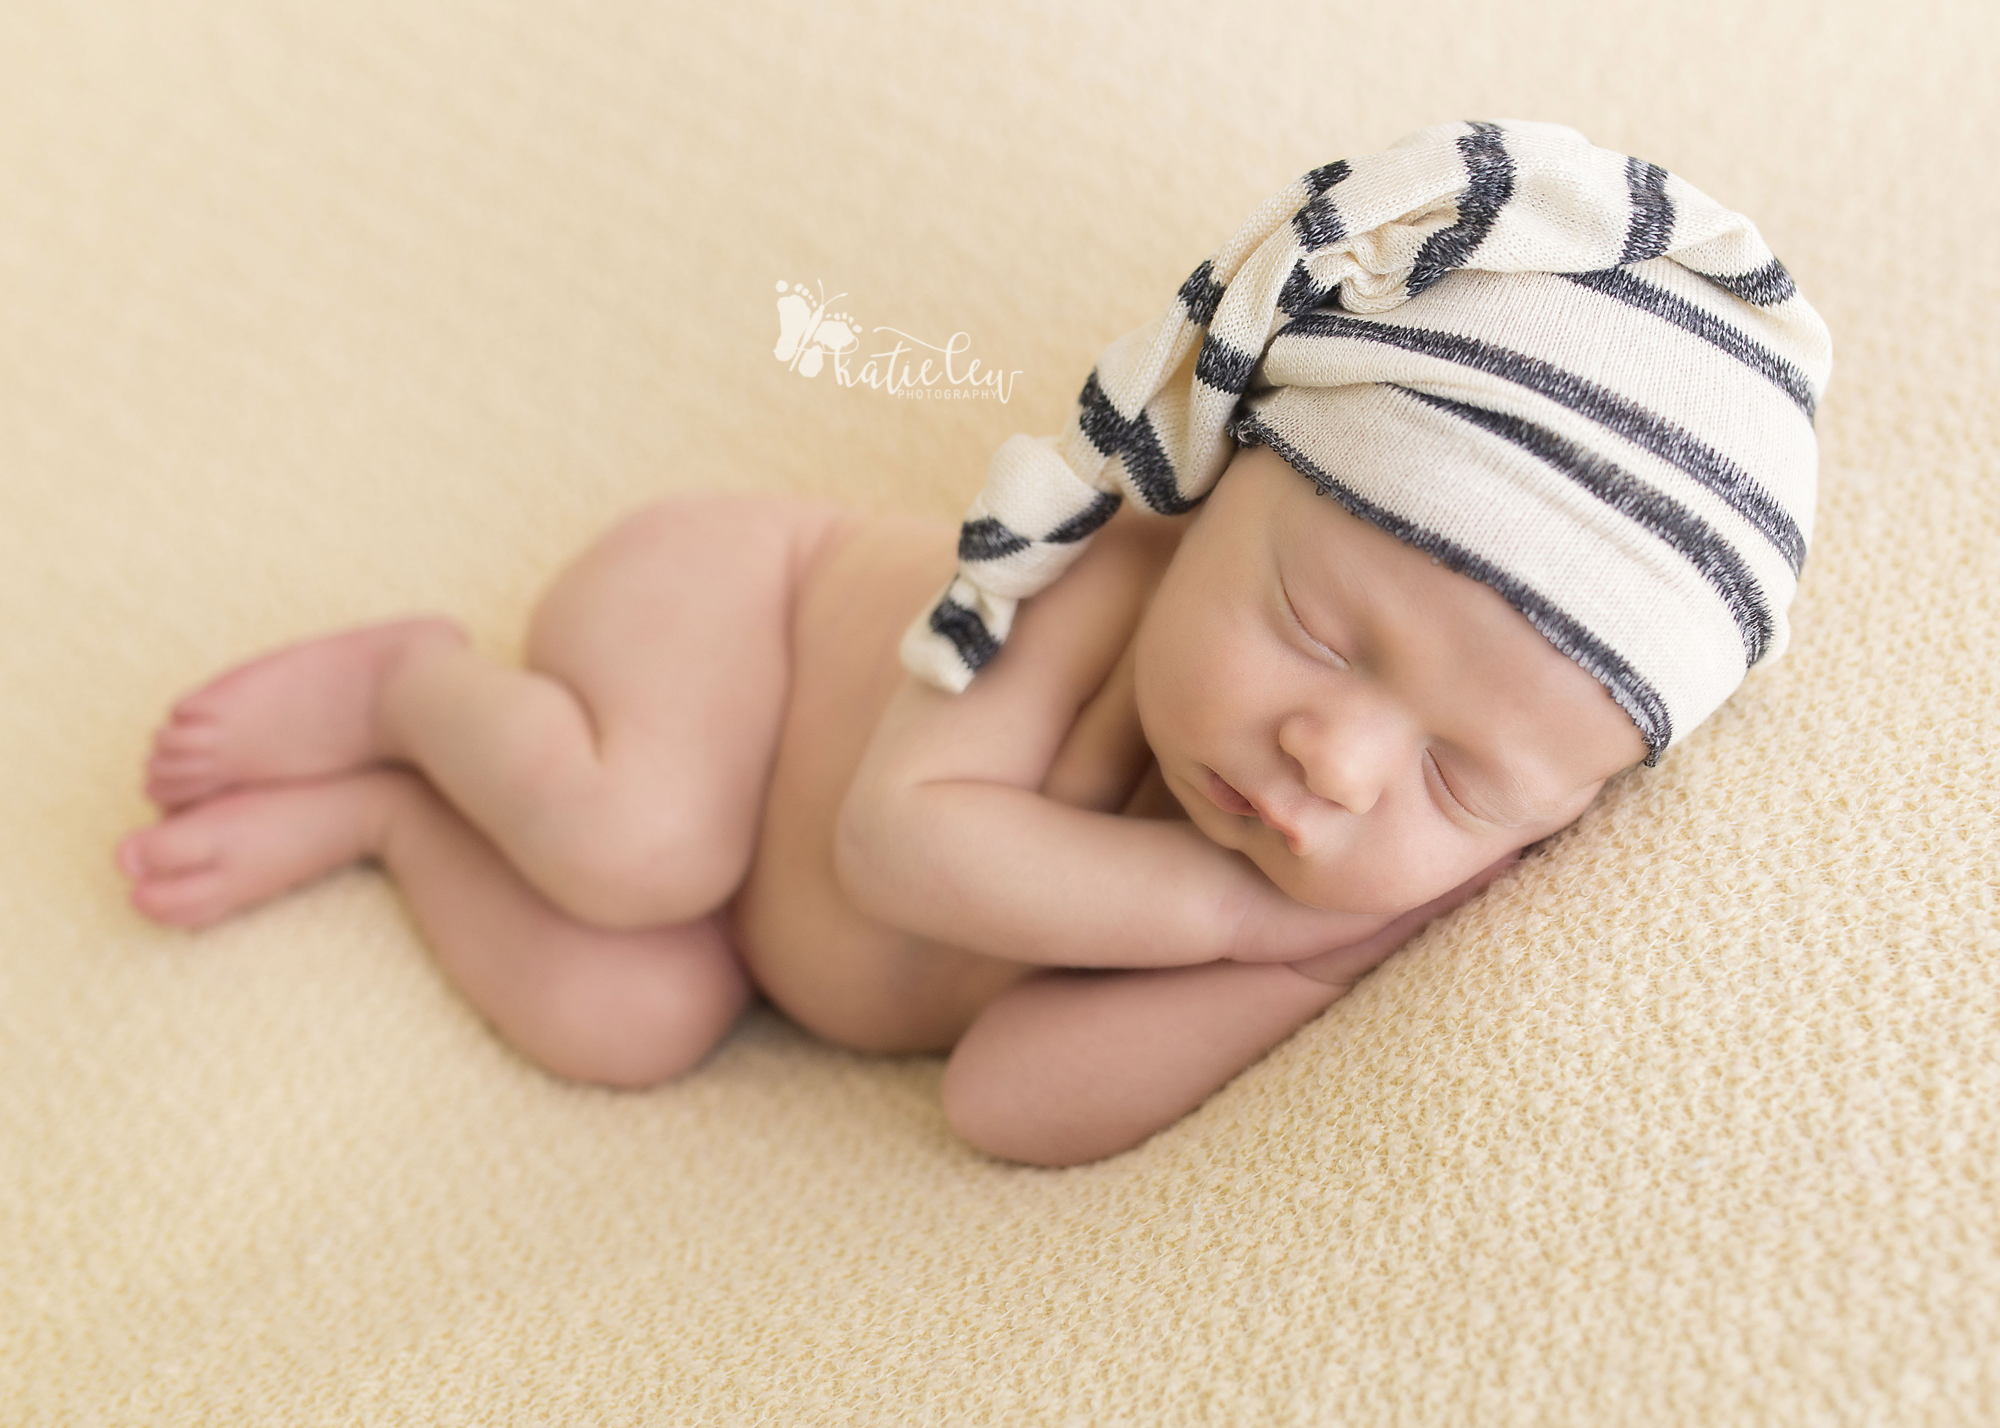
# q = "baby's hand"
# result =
<box><xmin>1251</xmin><ymin>852</ymin><xmax>1522</xmax><ymax>990</ymax></box>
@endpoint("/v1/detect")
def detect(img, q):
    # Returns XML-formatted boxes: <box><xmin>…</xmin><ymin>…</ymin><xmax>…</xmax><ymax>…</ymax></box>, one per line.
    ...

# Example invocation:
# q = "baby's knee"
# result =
<box><xmin>523</xmin><ymin>928</ymin><xmax>750</xmax><ymax>1088</ymax></box>
<box><xmin>539</xmin><ymin>809</ymin><xmax>746</xmax><ymax>932</ymax></box>
<box><xmin>531</xmin><ymin>1022</ymin><xmax>701</xmax><ymax>1090</ymax></box>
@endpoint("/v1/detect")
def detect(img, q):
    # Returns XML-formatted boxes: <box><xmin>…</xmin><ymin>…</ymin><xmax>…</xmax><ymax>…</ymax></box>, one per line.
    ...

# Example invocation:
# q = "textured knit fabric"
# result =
<box><xmin>901</xmin><ymin>119</ymin><xmax>1833</xmax><ymax>759</ymax></box>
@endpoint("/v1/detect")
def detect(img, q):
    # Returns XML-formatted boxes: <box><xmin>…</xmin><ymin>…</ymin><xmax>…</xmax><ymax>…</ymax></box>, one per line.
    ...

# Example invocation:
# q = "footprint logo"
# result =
<box><xmin>774</xmin><ymin>279</ymin><xmax>859</xmax><ymax>378</ymax></box>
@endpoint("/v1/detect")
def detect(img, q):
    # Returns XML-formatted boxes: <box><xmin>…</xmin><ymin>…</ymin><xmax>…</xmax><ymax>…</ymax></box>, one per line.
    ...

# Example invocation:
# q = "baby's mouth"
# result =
<box><xmin>1205</xmin><ymin>768</ymin><xmax>1259</xmax><ymax>818</ymax></box>
<box><xmin>1205</xmin><ymin>768</ymin><xmax>1310</xmax><ymax>854</ymax></box>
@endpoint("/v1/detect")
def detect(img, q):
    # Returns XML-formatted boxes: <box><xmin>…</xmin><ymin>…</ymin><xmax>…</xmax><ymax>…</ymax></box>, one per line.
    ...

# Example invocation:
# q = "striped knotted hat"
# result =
<box><xmin>900</xmin><ymin>119</ymin><xmax>1832</xmax><ymax>761</ymax></box>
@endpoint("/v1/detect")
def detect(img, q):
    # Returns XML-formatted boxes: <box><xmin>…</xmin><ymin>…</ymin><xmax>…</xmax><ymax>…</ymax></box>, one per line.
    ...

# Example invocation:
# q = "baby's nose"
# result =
<box><xmin>1277</xmin><ymin>704</ymin><xmax>1410</xmax><ymax>816</ymax></box>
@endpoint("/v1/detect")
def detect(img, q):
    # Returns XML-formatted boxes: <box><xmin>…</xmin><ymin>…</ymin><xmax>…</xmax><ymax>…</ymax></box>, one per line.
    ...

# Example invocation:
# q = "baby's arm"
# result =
<box><xmin>836</xmin><ymin>518</ymin><xmax>1400</xmax><ymax>971</ymax></box>
<box><xmin>940</xmin><ymin>855</ymin><xmax>1516</xmax><ymax>1166</ymax></box>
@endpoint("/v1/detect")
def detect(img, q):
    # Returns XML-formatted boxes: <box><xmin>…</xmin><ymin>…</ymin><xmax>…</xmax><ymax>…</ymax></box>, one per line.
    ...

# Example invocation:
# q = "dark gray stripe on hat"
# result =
<box><xmin>1177</xmin><ymin>259</ymin><xmax>1225</xmax><ymax>326</ymax></box>
<box><xmin>1283</xmin><ymin>310</ymin><xmax>1808</xmax><ymax>575</ymax></box>
<box><xmin>1233</xmin><ymin>408</ymin><xmax>1669</xmax><ymax>760</ymax></box>
<box><xmin>1407</xmin><ymin>123</ymin><xmax>1515</xmax><ymax>297</ymax></box>
<box><xmin>1704</xmin><ymin>257</ymin><xmax>1797</xmax><ymax>307</ymax></box>
<box><xmin>1043</xmin><ymin>489</ymin><xmax>1122</xmax><ymax>544</ymax></box>
<box><xmin>1294</xmin><ymin>193</ymin><xmax>1348</xmax><ymax>252</ymax></box>
<box><xmin>1395</xmin><ymin>386</ymin><xmax>1772</xmax><ymax>664</ymax></box>
<box><xmin>1195</xmin><ymin>333</ymin><xmax>1257</xmax><ymax>395</ymax></box>
<box><xmin>1563</xmin><ymin>267</ymin><xmax>1817</xmax><ymax>419</ymax></box>
<box><xmin>1278</xmin><ymin>259</ymin><xmax>1336</xmax><ymax>317</ymax></box>
<box><xmin>1292</xmin><ymin>158</ymin><xmax>1354</xmax><ymax>251</ymax></box>
<box><xmin>958</xmin><ymin>518</ymin><xmax>1029</xmax><ymax>563</ymax></box>
<box><xmin>929</xmin><ymin>595</ymin><xmax>1001</xmax><ymax>674</ymax></box>
<box><xmin>1620</xmin><ymin>157</ymin><xmax>1674</xmax><ymax>263</ymax></box>
<box><xmin>1303</xmin><ymin>159</ymin><xmax>1352</xmax><ymax>196</ymax></box>
<box><xmin>1077</xmin><ymin>369</ymin><xmax>1203</xmax><ymax>515</ymax></box>
<box><xmin>960</xmin><ymin>494</ymin><xmax>1118</xmax><ymax>566</ymax></box>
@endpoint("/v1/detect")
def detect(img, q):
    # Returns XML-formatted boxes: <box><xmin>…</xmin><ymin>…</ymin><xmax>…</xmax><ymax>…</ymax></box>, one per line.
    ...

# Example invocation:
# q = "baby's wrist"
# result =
<box><xmin>1221</xmin><ymin>876</ymin><xmax>1389</xmax><ymax>965</ymax></box>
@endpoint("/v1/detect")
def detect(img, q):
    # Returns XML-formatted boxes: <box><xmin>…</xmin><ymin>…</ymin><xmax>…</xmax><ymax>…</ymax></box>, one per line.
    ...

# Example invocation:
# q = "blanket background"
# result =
<box><xmin>4</xmin><ymin>2</ymin><xmax>1995</xmax><ymax>1422</ymax></box>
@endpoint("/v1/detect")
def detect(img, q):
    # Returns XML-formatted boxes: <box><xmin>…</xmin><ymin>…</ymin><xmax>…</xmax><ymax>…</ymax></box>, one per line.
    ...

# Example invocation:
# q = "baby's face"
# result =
<box><xmin>1133</xmin><ymin>445</ymin><xmax>1648</xmax><ymax>917</ymax></box>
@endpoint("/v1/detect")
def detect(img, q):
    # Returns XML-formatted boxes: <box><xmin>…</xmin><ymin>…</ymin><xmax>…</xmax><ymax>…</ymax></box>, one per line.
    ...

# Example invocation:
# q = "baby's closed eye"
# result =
<box><xmin>1278</xmin><ymin>576</ymin><xmax>1349</xmax><ymax>670</ymax></box>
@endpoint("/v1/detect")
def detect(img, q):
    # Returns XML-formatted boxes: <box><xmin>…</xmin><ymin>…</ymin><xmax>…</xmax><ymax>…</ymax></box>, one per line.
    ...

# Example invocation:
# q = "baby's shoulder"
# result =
<box><xmin>843</xmin><ymin>501</ymin><xmax>1186</xmax><ymax>798</ymax></box>
<box><xmin>1024</xmin><ymin>501</ymin><xmax>1185</xmax><ymax>628</ymax></box>
<box><xmin>986</xmin><ymin>503</ymin><xmax>1185</xmax><ymax>697</ymax></box>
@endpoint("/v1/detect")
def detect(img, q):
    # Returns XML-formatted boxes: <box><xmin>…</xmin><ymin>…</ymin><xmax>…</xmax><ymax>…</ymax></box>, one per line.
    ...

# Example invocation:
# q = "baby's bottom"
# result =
<box><xmin>117</xmin><ymin>494</ymin><xmax>1347</xmax><ymax>1162</ymax></box>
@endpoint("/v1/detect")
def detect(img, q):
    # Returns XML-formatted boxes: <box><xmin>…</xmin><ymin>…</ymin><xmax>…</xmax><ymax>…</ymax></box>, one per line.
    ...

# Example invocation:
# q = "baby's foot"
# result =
<box><xmin>144</xmin><ymin>617</ymin><xmax>466</xmax><ymax>811</ymax></box>
<box><xmin>116</xmin><ymin>771</ymin><xmax>407</xmax><ymax>929</ymax></box>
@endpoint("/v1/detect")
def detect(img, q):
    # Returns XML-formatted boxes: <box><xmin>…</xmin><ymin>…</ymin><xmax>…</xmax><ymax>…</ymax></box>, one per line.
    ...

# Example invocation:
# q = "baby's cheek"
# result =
<box><xmin>1256</xmin><ymin>842</ymin><xmax>1391</xmax><ymax>915</ymax></box>
<box><xmin>1138</xmin><ymin>624</ymin><xmax>1243</xmax><ymax>747</ymax></box>
<box><xmin>1280</xmin><ymin>825</ymin><xmax>1483</xmax><ymax>917</ymax></box>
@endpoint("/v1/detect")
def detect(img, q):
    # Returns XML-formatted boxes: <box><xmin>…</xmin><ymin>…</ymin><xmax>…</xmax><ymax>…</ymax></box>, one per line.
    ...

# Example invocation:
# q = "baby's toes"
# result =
<box><xmin>153</xmin><ymin>715</ymin><xmax>223</xmax><ymax>756</ymax></box>
<box><xmin>146</xmin><ymin>745</ymin><xmax>218</xmax><ymax>780</ymax></box>
<box><xmin>120</xmin><ymin>815</ymin><xmax>249</xmax><ymax>929</ymax></box>
<box><xmin>143</xmin><ymin>775</ymin><xmax>207</xmax><ymax>813</ymax></box>
<box><xmin>117</xmin><ymin>820</ymin><xmax>219</xmax><ymax>881</ymax></box>
<box><xmin>145</xmin><ymin>753</ymin><xmax>233</xmax><ymax>809</ymax></box>
<box><xmin>146</xmin><ymin>748</ymin><xmax>216</xmax><ymax>780</ymax></box>
<box><xmin>129</xmin><ymin>868</ymin><xmax>231</xmax><ymax>929</ymax></box>
<box><xmin>146</xmin><ymin>714</ymin><xmax>223</xmax><ymax>770</ymax></box>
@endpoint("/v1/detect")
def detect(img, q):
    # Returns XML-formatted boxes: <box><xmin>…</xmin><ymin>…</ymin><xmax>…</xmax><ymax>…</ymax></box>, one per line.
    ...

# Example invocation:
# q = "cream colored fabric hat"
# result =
<box><xmin>900</xmin><ymin>119</ymin><xmax>1832</xmax><ymax>760</ymax></box>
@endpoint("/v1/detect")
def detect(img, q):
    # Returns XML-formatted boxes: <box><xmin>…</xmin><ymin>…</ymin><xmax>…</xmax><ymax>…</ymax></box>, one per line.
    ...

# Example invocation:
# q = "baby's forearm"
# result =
<box><xmin>836</xmin><ymin>781</ymin><xmax>1272</xmax><ymax>968</ymax></box>
<box><xmin>941</xmin><ymin>960</ymin><xmax>1344</xmax><ymax>1167</ymax></box>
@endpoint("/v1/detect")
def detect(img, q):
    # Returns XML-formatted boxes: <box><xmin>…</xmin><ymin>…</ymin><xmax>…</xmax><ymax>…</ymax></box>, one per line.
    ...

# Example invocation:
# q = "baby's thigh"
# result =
<box><xmin>525</xmin><ymin>492</ymin><xmax>852</xmax><ymax>814</ymax></box>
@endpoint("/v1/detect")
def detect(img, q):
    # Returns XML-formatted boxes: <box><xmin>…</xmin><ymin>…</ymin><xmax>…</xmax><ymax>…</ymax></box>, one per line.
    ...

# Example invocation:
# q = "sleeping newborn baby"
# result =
<box><xmin>115</xmin><ymin>121</ymin><xmax>1830</xmax><ymax>1167</ymax></box>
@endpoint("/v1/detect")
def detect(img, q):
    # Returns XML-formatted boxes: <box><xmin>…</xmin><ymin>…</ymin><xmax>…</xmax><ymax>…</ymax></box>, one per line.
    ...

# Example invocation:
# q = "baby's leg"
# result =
<box><xmin>373</xmin><ymin>494</ymin><xmax>846</xmax><ymax>928</ymax></box>
<box><xmin>372</xmin><ymin>770</ymin><xmax>750</xmax><ymax>1084</ymax></box>
<box><xmin>140</xmin><ymin>494</ymin><xmax>847</xmax><ymax>931</ymax></box>
<box><xmin>120</xmin><ymin>768</ymin><xmax>749</xmax><ymax>1086</ymax></box>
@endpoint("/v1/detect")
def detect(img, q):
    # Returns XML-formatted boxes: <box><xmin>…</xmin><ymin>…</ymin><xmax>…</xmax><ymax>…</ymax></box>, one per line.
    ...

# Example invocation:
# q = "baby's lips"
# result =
<box><xmin>1203</xmin><ymin>768</ymin><xmax>1258</xmax><ymax>818</ymax></box>
<box><xmin>1261</xmin><ymin>810</ymin><xmax>1311</xmax><ymax>858</ymax></box>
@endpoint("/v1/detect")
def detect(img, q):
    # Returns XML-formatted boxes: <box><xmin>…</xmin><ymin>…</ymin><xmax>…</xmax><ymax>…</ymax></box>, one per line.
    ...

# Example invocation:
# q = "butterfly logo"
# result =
<box><xmin>773</xmin><ymin>279</ymin><xmax>860</xmax><ymax>378</ymax></box>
